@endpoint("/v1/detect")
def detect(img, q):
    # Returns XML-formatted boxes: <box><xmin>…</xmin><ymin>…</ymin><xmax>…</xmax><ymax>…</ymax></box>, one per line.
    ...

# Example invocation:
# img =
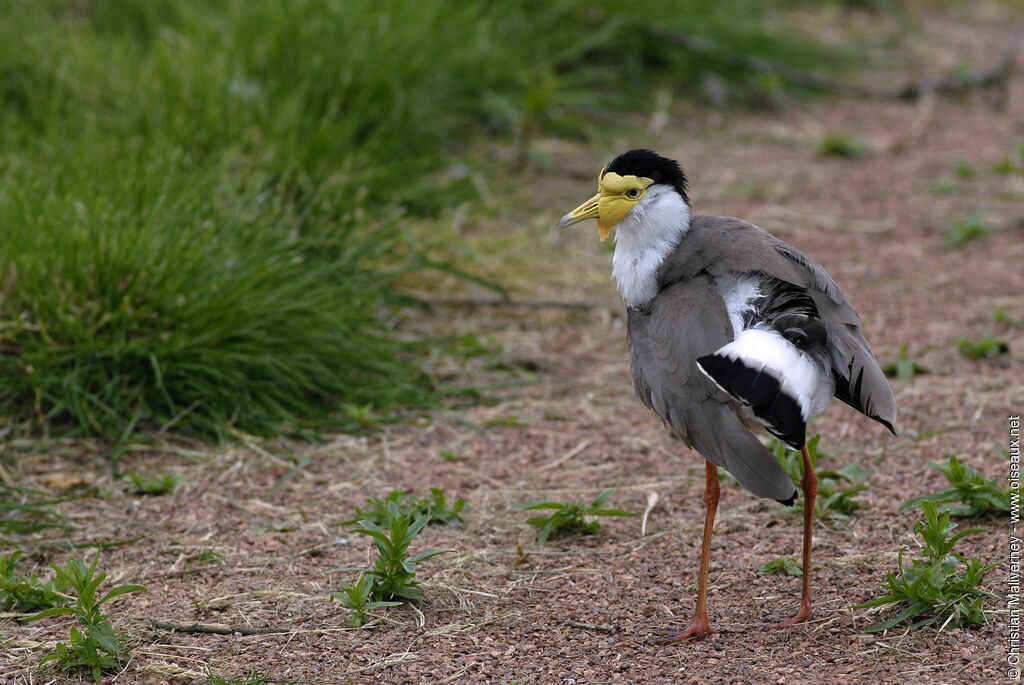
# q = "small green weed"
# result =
<box><xmin>991</xmin><ymin>143</ymin><xmax>1023</xmax><ymax>175</ymax></box>
<box><xmin>333</xmin><ymin>501</ymin><xmax>453</xmax><ymax>606</ymax></box>
<box><xmin>24</xmin><ymin>553</ymin><xmax>147</xmax><ymax>684</ymax></box>
<box><xmin>944</xmin><ymin>210</ymin><xmax>992</xmax><ymax>248</ymax></box>
<box><xmin>952</xmin><ymin>158</ymin><xmax>977</xmax><ymax>179</ymax></box>
<box><xmin>957</xmin><ymin>334</ymin><xmax>1009</xmax><ymax>360</ymax></box>
<box><xmin>330</xmin><ymin>574</ymin><xmax>402</xmax><ymax>627</ymax></box>
<box><xmin>900</xmin><ymin>455</ymin><xmax>1012</xmax><ymax>516</ymax></box>
<box><xmin>816</xmin><ymin>132</ymin><xmax>870</xmax><ymax>159</ymax></box>
<box><xmin>186</xmin><ymin>549</ymin><xmax>222</xmax><ymax>571</ymax></box>
<box><xmin>882</xmin><ymin>344</ymin><xmax>929</xmax><ymax>380</ymax></box>
<box><xmin>439</xmin><ymin>449</ymin><xmax>462</xmax><ymax>462</ymax></box>
<box><xmin>760</xmin><ymin>556</ymin><xmax>802</xmax><ymax>577</ymax></box>
<box><xmin>124</xmin><ymin>472</ymin><xmax>182</xmax><ymax>496</ymax></box>
<box><xmin>855</xmin><ymin>502</ymin><xmax>996</xmax><ymax>633</ymax></box>
<box><xmin>990</xmin><ymin>307</ymin><xmax>1024</xmax><ymax>328</ymax></box>
<box><xmin>343</xmin><ymin>488</ymin><xmax>465</xmax><ymax>527</ymax></box>
<box><xmin>0</xmin><ymin>550</ymin><xmax>69</xmax><ymax>612</ymax></box>
<box><xmin>769</xmin><ymin>435</ymin><xmax>870</xmax><ymax>521</ymax></box>
<box><xmin>341</xmin><ymin>403</ymin><xmax>378</xmax><ymax>429</ymax></box>
<box><xmin>517</xmin><ymin>489</ymin><xmax>638</xmax><ymax>544</ymax></box>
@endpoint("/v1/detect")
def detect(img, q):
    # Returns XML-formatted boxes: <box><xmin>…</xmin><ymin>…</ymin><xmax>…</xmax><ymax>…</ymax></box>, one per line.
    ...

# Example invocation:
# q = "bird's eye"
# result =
<box><xmin>626</xmin><ymin>188</ymin><xmax>643</xmax><ymax>199</ymax></box>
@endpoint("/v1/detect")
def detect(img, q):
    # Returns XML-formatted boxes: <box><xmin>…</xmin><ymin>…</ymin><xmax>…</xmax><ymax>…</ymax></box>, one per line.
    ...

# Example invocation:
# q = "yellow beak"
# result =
<box><xmin>556</xmin><ymin>192</ymin><xmax>612</xmax><ymax>241</ymax></box>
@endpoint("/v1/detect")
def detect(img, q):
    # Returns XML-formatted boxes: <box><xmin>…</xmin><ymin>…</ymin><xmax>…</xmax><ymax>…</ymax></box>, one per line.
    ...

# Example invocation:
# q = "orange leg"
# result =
<box><xmin>656</xmin><ymin>460</ymin><xmax>720</xmax><ymax>641</ymax></box>
<box><xmin>771</xmin><ymin>444</ymin><xmax>817</xmax><ymax>629</ymax></box>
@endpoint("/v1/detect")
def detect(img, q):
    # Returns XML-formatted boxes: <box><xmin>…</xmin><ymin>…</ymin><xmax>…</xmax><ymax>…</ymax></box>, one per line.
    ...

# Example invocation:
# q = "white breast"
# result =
<box><xmin>611</xmin><ymin>186</ymin><xmax>690</xmax><ymax>309</ymax></box>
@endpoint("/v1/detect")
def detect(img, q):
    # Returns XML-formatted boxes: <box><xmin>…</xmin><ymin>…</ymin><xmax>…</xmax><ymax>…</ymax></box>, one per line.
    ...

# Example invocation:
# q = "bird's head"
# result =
<box><xmin>557</xmin><ymin>149</ymin><xmax>690</xmax><ymax>241</ymax></box>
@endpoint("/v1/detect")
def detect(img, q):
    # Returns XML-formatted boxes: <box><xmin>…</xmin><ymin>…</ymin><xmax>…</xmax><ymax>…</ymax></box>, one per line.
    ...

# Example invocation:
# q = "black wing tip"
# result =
<box><xmin>880</xmin><ymin>418</ymin><xmax>898</xmax><ymax>437</ymax></box>
<box><xmin>776</xmin><ymin>489</ymin><xmax>799</xmax><ymax>507</ymax></box>
<box><xmin>861</xmin><ymin>411</ymin><xmax>897</xmax><ymax>437</ymax></box>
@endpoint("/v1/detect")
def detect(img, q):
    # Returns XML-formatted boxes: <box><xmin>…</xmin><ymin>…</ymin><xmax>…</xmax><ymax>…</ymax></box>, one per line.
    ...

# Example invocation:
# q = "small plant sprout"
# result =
<box><xmin>990</xmin><ymin>307</ymin><xmax>1023</xmax><ymax>329</ymax></box>
<box><xmin>185</xmin><ymin>548</ymin><xmax>223</xmax><ymax>573</ymax></box>
<box><xmin>882</xmin><ymin>344</ymin><xmax>929</xmax><ymax>380</ymax></box>
<box><xmin>342</xmin><ymin>402</ymin><xmax>378</xmax><ymax>429</ymax></box>
<box><xmin>0</xmin><ymin>550</ymin><xmax>70</xmax><ymax>612</ymax></box>
<box><xmin>439</xmin><ymin>449</ymin><xmax>462</xmax><ymax>462</ymax></box>
<box><xmin>855</xmin><ymin>501</ymin><xmax>997</xmax><ymax>633</ymax></box>
<box><xmin>760</xmin><ymin>557</ymin><xmax>802</xmax><ymax>577</ymax></box>
<box><xmin>944</xmin><ymin>210</ymin><xmax>992</xmax><ymax>248</ymax></box>
<box><xmin>991</xmin><ymin>143</ymin><xmax>1023</xmax><ymax>175</ymax></box>
<box><xmin>517</xmin><ymin>489</ymin><xmax>638</xmax><ymax>544</ymax></box>
<box><xmin>900</xmin><ymin>455</ymin><xmax>1012</xmax><ymax>516</ymax></box>
<box><xmin>24</xmin><ymin>552</ymin><xmax>147</xmax><ymax>684</ymax></box>
<box><xmin>332</xmin><ymin>499</ymin><xmax>453</xmax><ymax>621</ymax></box>
<box><xmin>124</xmin><ymin>472</ymin><xmax>182</xmax><ymax>496</ymax></box>
<box><xmin>816</xmin><ymin>132</ymin><xmax>870</xmax><ymax>159</ymax></box>
<box><xmin>343</xmin><ymin>488</ymin><xmax>465</xmax><ymax>527</ymax></box>
<box><xmin>331</xmin><ymin>574</ymin><xmax>402</xmax><ymax>627</ymax></box>
<box><xmin>952</xmin><ymin>158</ymin><xmax>977</xmax><ymax>179</ymax></box>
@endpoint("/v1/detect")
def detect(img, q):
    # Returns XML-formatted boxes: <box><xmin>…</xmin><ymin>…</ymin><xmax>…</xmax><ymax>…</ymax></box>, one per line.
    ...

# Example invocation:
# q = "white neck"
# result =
<box><xmin>611</xmin><ymin>186</ymin><xmax>690</xmax><ymax>309</ymax></box>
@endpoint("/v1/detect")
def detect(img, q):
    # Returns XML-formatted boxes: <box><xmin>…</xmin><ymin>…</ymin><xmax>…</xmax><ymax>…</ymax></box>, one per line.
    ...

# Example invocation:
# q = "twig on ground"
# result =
<box><xmin>565</xmin><ymin>620</ymin><xmax>620</xmax><ymax>634</ymax></box>
<box><xmin>537</xmin><ymin>439</ymin><xmax>591</xmax><ymax>472</ymax></box>
<box><xmin>148</xmin><ymin>619</ymin><xmax>288</xmax><ymax>636</ymax></box>
<box><xmin>640</xmin><ymin>491</ymin><xmax>660</xmax><ymax>536</ymax></box>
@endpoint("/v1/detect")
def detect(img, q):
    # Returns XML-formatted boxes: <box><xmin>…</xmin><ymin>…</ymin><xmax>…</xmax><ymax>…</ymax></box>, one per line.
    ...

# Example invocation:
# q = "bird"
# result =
<box><xmin>556</xmin><ymin>149</ymin><xmax>897</xmax><ymax>640</ymax></box>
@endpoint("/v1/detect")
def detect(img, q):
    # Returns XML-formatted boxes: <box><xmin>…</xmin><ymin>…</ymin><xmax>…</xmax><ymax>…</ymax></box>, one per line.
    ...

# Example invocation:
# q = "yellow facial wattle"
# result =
<box><xmin>556</xmin><ymin>169</ymin><xmax>654</xmax><ymax>241</ymax></box>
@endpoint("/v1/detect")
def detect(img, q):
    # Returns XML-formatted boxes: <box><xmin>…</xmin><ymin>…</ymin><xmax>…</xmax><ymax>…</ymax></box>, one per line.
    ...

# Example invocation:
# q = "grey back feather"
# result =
<box><xmin>659</xmin><ymin>215</ymin><xmax>897</xmax><ymax>431</ymax></box>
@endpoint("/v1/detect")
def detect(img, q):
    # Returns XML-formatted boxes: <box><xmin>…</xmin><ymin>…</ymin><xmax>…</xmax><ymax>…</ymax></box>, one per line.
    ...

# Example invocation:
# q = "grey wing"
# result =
<box><xmin>683</xmin><ymin>215</ymin><xmax>897</xmax><ymax>433</ymax></box>
<box><xmin>627</xmin><ymin>275</ymin><xmax>798</xmax><ymax>503</ymax></box>
<box><xmin>768</xmin><ymin>240</ymin><xmax>897</xmax><ymax>432</ymax></box>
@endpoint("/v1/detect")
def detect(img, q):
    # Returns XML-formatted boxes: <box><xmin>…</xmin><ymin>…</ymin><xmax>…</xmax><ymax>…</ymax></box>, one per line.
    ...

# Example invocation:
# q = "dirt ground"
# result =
<box><xmin>4</xmin><ymin>9</ymin><xmax>1024</xmax><ymax>685</ymax></box>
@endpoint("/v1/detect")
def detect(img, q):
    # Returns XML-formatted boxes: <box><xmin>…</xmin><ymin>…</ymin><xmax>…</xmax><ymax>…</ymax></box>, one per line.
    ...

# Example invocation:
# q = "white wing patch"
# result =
<box><xmin>715</xmin><ymin>327</ymin><xmax>832</xmax><ymax>419</ymax></box>
<box><xmin>716</xmin><ymin>275</ymin><xmax>762</xmax><ymax>338</ymax></box>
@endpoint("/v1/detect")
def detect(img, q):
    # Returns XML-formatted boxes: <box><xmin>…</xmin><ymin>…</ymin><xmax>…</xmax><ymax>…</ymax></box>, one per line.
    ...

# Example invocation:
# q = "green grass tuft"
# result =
<box><xmin>0</xmin><ymin>1</ymin><xmax>846</xmax><ymax>439</ymax></box>
<box><xmin>0</xmin><ymin>484</ymin><xmax>75</xmax><ymax>542</ymax></box>
<box><xmin>957</xmin><ymin>334</ymin><xmax>1009</xmax><ymax>360</ymax></box>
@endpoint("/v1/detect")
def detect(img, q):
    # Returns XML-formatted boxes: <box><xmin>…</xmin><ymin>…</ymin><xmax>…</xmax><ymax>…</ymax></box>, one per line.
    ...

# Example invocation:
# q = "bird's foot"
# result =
<box><xmin>649</xmin><ymin>616</ymin><xmax>714</xmax><ymax>643</ymax></box>
<box><xmin>768</xmin><ymin>603</ymin><xmax>813</xmax><ymax>630</ymax></box>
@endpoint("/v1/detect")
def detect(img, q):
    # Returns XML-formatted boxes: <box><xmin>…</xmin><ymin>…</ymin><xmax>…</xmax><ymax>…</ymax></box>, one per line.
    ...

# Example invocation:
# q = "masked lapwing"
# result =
<box><xmin>557</xmin><ymin>149</ymin><xmax>897</xmax><ymax>640</ymax></box>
